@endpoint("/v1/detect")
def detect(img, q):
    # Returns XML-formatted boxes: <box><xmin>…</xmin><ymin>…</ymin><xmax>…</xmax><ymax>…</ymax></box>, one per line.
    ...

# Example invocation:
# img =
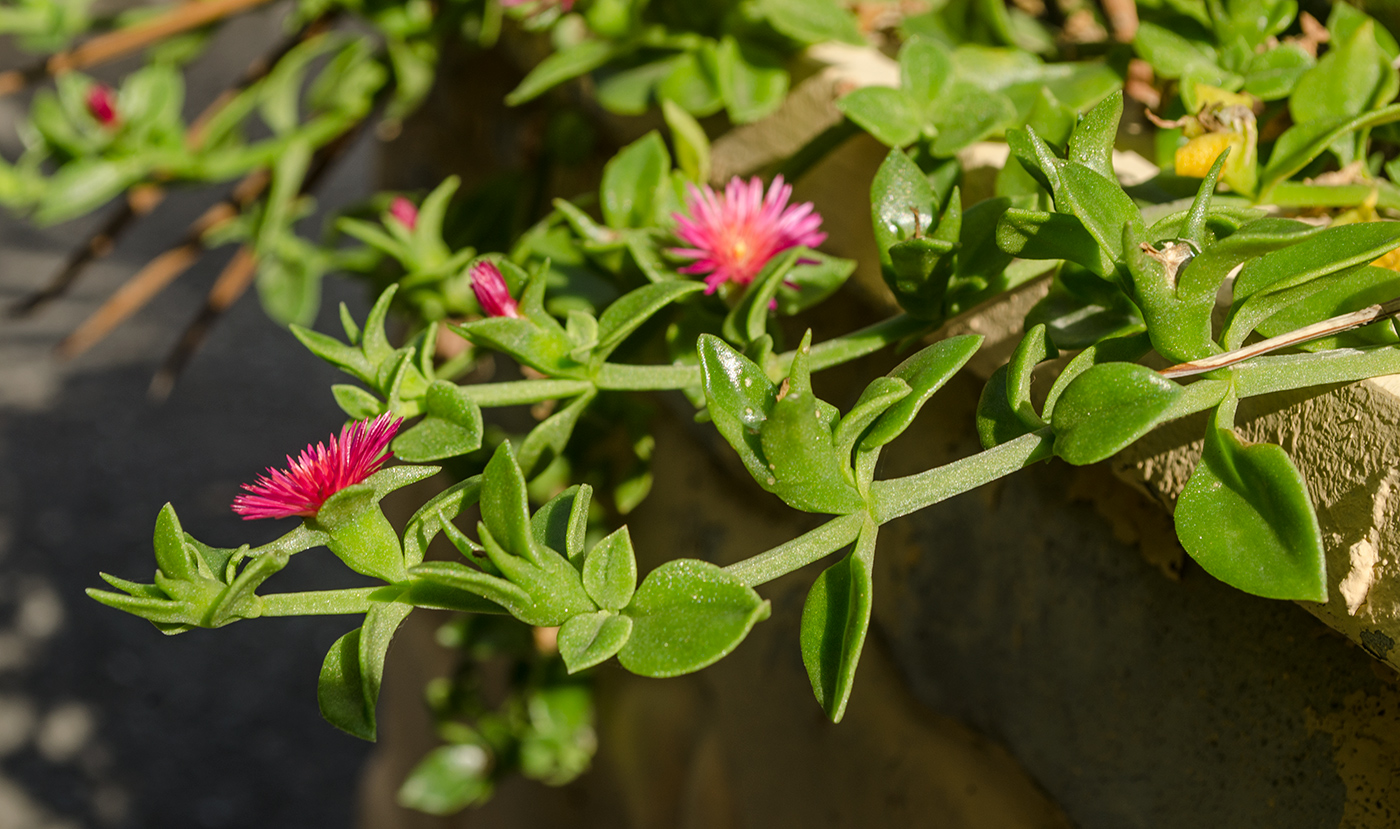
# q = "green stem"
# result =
<box><xmin>1232</xmin><ymin>345</ymin><xmax>1400</xmax><ymax>397</ymax></box>
<box><xmin>773</xmin><ymin>314</ymin><xmax>930</xmax><ymax>377</ymax></box>
<box><xmin>595</xmin><ymin>362</ymin><xmax>699</xmax><ymax>390</ymax></box>
<box><xmin>723</xmin><ymin>512</ymin><xmax>865</xmax><ymax>587</ymax></box>
<box><xmin>870</xmin><ymin>429</ymin><xmax>1054</xmax><ymax>524</ymax></box>
<box><xmin>584</xmin><ymin>314</ymin><xmax>929</xmax><ymax>392</ymax></box>
<box><xmin>1162</xmin><ymin>377</ymin><xmax>1230</xmax><ymax>420</ymax></box>
<box><xmin>458</xmin><ymin>378</ymin><xmax>594</xmax><ymax>407</ymax></box>
<box><xmin>862</xmin><ymin>345</ymin><xmax>1400</xmax><ymax>527</ymax></box>
<box><xmin>588</xmin><ymin>343</ymin><xmax>1400</xmax><ymax>409</ymax></box>
<box><xmin>1266</xmin><ymin>181</ymin><xmax>1400</xmax><ymax>211</ymax></box>
<box><xmin>260</xmin><ymin>587</ymin><xmax>377</xmax><ymax>616</ymax></box>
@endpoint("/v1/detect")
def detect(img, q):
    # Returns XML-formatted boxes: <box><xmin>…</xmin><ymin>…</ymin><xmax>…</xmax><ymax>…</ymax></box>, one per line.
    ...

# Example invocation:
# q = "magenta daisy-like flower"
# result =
<box><xmin>232</xmin><ymin>414</ymin><xmax>403</xmax><ymax>520</ymax></box>
<box><xmin>670</xmin><ymin>174</ymin><xmax>827</xmax><ymax>293</ymax></box>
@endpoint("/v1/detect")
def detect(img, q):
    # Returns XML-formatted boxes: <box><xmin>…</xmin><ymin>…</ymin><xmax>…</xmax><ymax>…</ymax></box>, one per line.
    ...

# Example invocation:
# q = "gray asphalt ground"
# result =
<box><xmin>0</xmin><ymin>8</ymin><xmax>383</xmax><ymax>827</ymax></box>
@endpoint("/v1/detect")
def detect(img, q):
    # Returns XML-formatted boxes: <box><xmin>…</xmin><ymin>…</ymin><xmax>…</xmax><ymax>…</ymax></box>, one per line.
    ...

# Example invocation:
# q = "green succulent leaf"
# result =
<box><xmin>1041</xmin><ymin>332</ymin><xmax>1151</xmax><ymax>421</ymax></box>
<box><xmin>1259</xmin><ymin>103</ymin><xmax>1400</xmax><ymax>194</ymax></box>
<box><xmin>776</xmin><ymin>251</ymin><xmax>857</xmax><ymax>315</ymax></box>
<box><xmin>1052</xmin><ymin>160</ymin><xmax>1143</xmax><ymax>273</ymax></box>
<box><xmin>697</xmin><ymin>332</ymin><xmax>780</xmax><ymax>483</ymax></box>
<box><xmin>1290</xmin><ymin>20</ymin><xmax>1386</xmax><ymax>126</ymax></box>
<box><xmin>1066</xmin><ymin>91</ymin><xmax>1122</xmax><ymax>181</ymax></box>
<box><xmin>480</xmin><ymin>442</ymin><xmax>536</xmax><ymax>561</ymax></box>
<box><xmin>871</xmin><ymin>148</ymin><xmax>939</xmax><ymax>274</ymax></box>
<box><xmin>759</xmin><ymin>0</ymin><xmax>863</xmax><ymax>45</ymax></box>
<box><xmin>800</xmin><ymin>518</ymin><xmax>876</xmax><ymax>723</ymax></box>
<box><xmin>618</xmin><ymin>559</ymin><xmax>770</xmax><ymax>678</ymax></box>
<box><xmin>582</xmin><ymin>527</ymin><xmax>637</xmax><ymax>611</ymax></box>
<box><xmin>1243</xmin><ymin>43</ymin><xmax>1313</xmax><ymax>100</ymax></box>
<box><xmin>452</xmin><ymin>308</ymin><xmax>587</xmax><ymax>380</ymax></box>
<box><xmin>1133</xmin><ymin>21</ymin><xmax>1229</xmax><ymax>83</ymax></box>
<box><xmin>1176</xmin><ymin>217</ymin><xmax>1321</xmax><ymax>303</ymax></box>
<box><xmin>837</xmin><ymin>86</ymin><xmax>924</xmax><ymax>147</ymax></box>
<box><xmin>153</xmin><ymin>503</ymin><xmax>199</xmax><ymax>582</ymax></box>
<box><xmin>976</xmin><ymin>364</ymin><xmax>1030</xmax><ymax>449</ymax></box>
<box><xmin>1051</xmin><ymin>363</ymin><xmax>1184</xmax><ymax>465</ymax></box>
<box><xmin>1005</xmin><ymin>323</ymin><xmax>1057</xmax><ymax>428</ymax></box>
<box><xmin>332</xmin><ymin>385</ymin><xmax>383</xmax><ymax>420</ymax></box>
<box><xmin>722</xmin><ymin>248</ymin><xmax>799</xmax><ymax>344</ymax></box>
<box><xmin>996</xmin><ymin>209</ymin><xmax>1108</xmax><ymax>277</ymax></box>
<box><xmin>531</xmin><ymin>484</ymin><xmax>592</xmax><ymax>562</ymax></box>
<box><xmin>317</xmin><ymin>597</ymin><xmax>413</xmax><ymax>741</ymax></box>
<box><xmin>315</xmin><ymin>500</ymin><xmax>401</xmax><ymax>583</ymax></box>
<box><xmin>506</xmin><ymin>39</ymin><xmax>625</xmax><ymax>106</ymax></box>
<box><xmin>929</xmin><ymin>84</ymin><xmax>1017</xmax><ymax>156</ymax></box>
<box><xmin>1255</xmin><ymin>266</ymin><xmax>1400</xmax><ymax>350</ymax></box>
<box><xmin>558</xmin><ymin>611</ymin><xmax>633</xmax><ymax>673</ymax></box>
<box><xmin>392</xmin><ymin>381</ymin><xmax>484</xmax><ymax>462</ymax></box>
<box><xmin>397</xmin><ymin>744</ymin><xmax>493</xmax><ymax>815</ymax></box>
<box><xmin>715</xmin><ymin>36</ymin><xmax>788</xmax><ymax>124</ymax></box>
<box><xmin>1175</xmin><ymin>404</ymin><xmax>1327</xmax><ymax>602</ymax></box>
<box><xmin>861</xmin><ymin>334</ymin><xmax>983</xmax><ymax>450</ymax></box>
<box><xmin>402</xmin><ymin>476</ymin><xmax>482</xmax><ymax>568</ymax></box>
<box><xmin>600</xmin><ymin>131</ymin><xmax>671</xmax><ymax>229</ymax></box>
<box><xmin>834</xmin><ymin>377</ymin><xmax>911</xmax><ymax>466</ymax></box>
<box><xmin>662</xmin><ymin>99</ymin><xmax>712</xmax><ymax>183</ymax></box>
<box><xmin>757</xmin><ymin>333</ymin><xmax>867</xmax><ymax>513</ymax></box>
<box><xmin>1232</xmin><ymin>221</ymin><xmax>1400</xmax><ymax>299</ymax></box>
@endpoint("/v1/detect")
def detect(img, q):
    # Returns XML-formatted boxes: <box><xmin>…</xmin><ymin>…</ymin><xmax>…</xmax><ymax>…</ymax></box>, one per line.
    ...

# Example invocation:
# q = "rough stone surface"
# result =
<box><xmin>1115</xmin><ymin>378</ymin><xmax>1400</xmax><ymax>677</ymax></box>
<box><xmin>875</xmin><ymin>371</ymin><xmax>1400</xmax><ymax>828</ymax></box>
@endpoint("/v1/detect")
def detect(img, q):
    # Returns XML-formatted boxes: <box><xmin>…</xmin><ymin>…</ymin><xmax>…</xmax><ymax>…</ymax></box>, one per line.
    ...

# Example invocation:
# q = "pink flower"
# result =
<box><xmin>388</xmin><ymin>196</ymin><xmax>418</xmax><ymax>231</ymax></box>
<box><xmin>232</xmin><ymin>414</ymin><xmax>402</xmax><ymax>520</ymax></box>
<box><xmin>670</xmin><ymin>174</ymin><xmax>826</xmax><ymax>293</ymax></box>
<box><xmin>86</xmin><ymin>84</ymin><xmax>118</xmax><ymax>127</ymax></box>
<box><xmin>470</xmin><ymin>261</ymin><xmax>521</xmax><ymax>319</ymax></box>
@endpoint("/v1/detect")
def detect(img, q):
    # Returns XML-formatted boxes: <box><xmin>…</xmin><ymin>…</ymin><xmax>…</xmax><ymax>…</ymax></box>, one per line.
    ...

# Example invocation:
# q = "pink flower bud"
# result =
<box><xmin>469</xmin><ymin>261</ymin><xmax>521</xmax><ymax>319</ymax></box>
<box><xmin>389</xmin><ymin>196</ymin><xmax>418</xmax><ymax>231</ymax></box>
<box><xmin>86</xmin><ymin>84</ymin><xmax>118</xmax><ymax>128</ymax></box>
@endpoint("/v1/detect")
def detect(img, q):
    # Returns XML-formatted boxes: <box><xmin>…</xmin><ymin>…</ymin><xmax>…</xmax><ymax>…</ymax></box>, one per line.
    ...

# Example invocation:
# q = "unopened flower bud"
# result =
<box><xmin>86</xmin><ymin>84</ymin><xmax>118</xmax><ymax>128</ymax></box>
<box><xmin>389</xmin><ymin>196</ymin><xmax>418</xmax><ymax>231</ymax></box>
<box><xmin>469</xmin><ymin>261</ymin><xmax>521</xmax><ymax>319</ymax></box>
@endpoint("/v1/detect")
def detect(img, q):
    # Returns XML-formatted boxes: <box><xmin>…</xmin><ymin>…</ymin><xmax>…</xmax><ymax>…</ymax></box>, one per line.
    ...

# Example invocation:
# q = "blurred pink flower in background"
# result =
<box><xmin>389</xmin><ymin>196</ymin><xmax>418</xmax><ymax>230</ymax></box>
<box><xmin>86</xmin><ymin>84</ymin><xmax>118</xmax><ymax>127</ymax></box>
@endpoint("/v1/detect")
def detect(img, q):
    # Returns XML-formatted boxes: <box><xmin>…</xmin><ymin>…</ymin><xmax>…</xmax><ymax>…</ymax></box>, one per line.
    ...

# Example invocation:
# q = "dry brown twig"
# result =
<box><xmin>1100</xmin><ymin>0</ymin><xmax>1139</xmax><ymax>42</ymax></box>
<box><xmin>147</xmin><ymin>115</ymin><xmax>372</xmax><ymax>399</ymax></box>
<box><xmin>1159</xmin><ymin>297</ymin><xmax>1400</xmax><ymax>379</ymax></box>
<box><xmin>55</xmin><ymin>170</ymin><xmax>269</xmax><ymax>359</ymax></box>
